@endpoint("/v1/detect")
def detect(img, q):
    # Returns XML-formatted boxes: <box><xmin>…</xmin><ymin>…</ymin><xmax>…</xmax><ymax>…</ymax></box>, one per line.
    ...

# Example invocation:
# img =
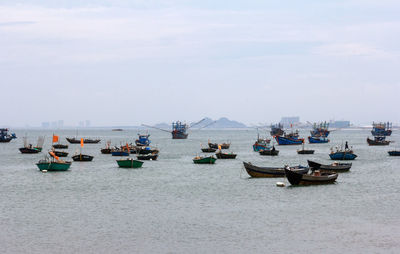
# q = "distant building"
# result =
<box><xmin>280</xmin><ymin>116</ymin><xmax>300</xmax><ymax>128</ymax></box>
<box><xmin>41</xmin><ymin>122</ymin><xmax>50</xmax><ymax>129</ymax></box>
<box><xmin>85</xmin><ymin>120</ymin><xmax>91</xmax><ymax>127</ymax></box>
<box><xmin>330</xmin><ymin>121</ymin><xmax>350</xmax><ymax>128</ymax></box>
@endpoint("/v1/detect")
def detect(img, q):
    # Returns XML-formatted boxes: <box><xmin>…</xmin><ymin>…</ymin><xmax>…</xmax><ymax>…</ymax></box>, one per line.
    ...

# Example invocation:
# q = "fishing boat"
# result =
<box><xmin>142</xmin><ymin>118</ymin><xmax>207</xmax><ymax>139</ymax></box>
<box><xmin>36</xmin><ymin>154</ymin><xmax>72</xmax><ymax>171</ymax></box>
<box><xmin>66</xmin><ymin>137</ymin><xmax>101</xmax><ymax>144</ymax></box>
<box><xmin>367</xmin><ymin>136</ymin><xmax>390</xmax><ymax>146</ymax></box>
<box><xmin>259</xmin><ymin>146</ymin><xmax>279</xmax><ymax>156</ymax></box>
<box><xmin>285</xmin><ymin>167</ymin><xmax>338</xmax><ymax>185</ymax></box>
<box><xmin>208</xmin><ymin>141</ymin><xmax>230</xmax><ymax>149</ymax></box>
<box><xmin>193</xmin><ymin>156</ymin><xmax>217</xmax><ymax>164</ymax></box>
<box><xmin>111</xmin><ymin>143</ymin><xmax>131</xmax><ymax>156</ymax></box>
<box><xmin>0</xmin><ymin>128</ymin><xmax>17</xmax><ymax>142</ymax></box>
<box><xmin>201</xmin><ymin>147</ymin><xmax>217</xmax><ymax>153</ymax></box>
<box><xmin>371</xmin><ymin>122</ymin><xmax>392</xmax><ymax>136</ymax></box>
<box><xmin>297</xmin><ymin>143</ymin><xmax>314</xmax><ymax>154</ymax></box>
<box><xmin>252</xmin><ymin>134</ymin><xmax>271</xmax><ymax>152</ymax></box>
<box><xmin>72</xmin><ymin>138</ymin><xmax>94</xmax><ymax>161</ymax></box>
<box><xmin>101</xmin><ymin>141</ymin><xmax>112</xmax><ymax>154</ymax></box>
<box><xmin>52</xmin><ymin>150</ymin><xmax>69</xmax><ymax>157</ymax></box>
<box><xmin>270</xmin><ymin>123</ymin><xmax>284</xmax><ymax>136</ymax></box>
<box><xmin>310</xmin><ymin>122</ymin><xmax>330</xmax><ymax>137</ymax></box>
<box><xmin>116</xmin><ymin>158</ymin><xmax>144</xmax><ymax>168</ymax></box>
<box><xmin>275</xmin><ymin>130</ymin><xmax>304</xmax><ymax>145</ymax></box>
<box><xmin>307</xmin><ymin>160</ymin><xmax>352</xmax><ymax>172</ymax></box>
<box><xmin>215</xmin><ymin>151</ymin><xmax>237</xmax><ymax>159</ymax></box>
<box><xmin>135</xmin><ymin>134</ymin><xmax>151</xmax><ymax>146</ymax></box>
<box><xmin>329</xmin><ymin>151</ymin><xmax>357</xmax><ymax>160</ymax></box>
<box><xmin>53</xmin><ymin>144</ymin><xmax>68</xmax><ymax>149</ymax></box>
<box><xmin>137</xmin><ymin>147</ymin><xmax>159</xmax><ymax>155</ymax></box>
<box><xmin>243</xmin><ymin>162</ymin><xmax>309</xmax><ymax>178</ymax></box>
<box><xmin>308</xmin><ymin>136</ymin><xmax>330</xmax><ymax>144</ymax></box>
<box><xmin>19</xmin><ymin>136</ymin><xmax>44</xmax><ymax>154</ymax></box>
<box><xmin>388</xmin><ymin>150</ymin><xmax>400</xmax><ymax>156</ymax></box>
<box><xmin>137</xmin><ymin>153</ymin><xmax>158</xmax><ymax>160</ymax></box>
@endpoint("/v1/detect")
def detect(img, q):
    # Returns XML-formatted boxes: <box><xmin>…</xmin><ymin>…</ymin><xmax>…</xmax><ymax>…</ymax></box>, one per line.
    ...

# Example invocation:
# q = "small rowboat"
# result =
<box><xmin>193</xmin><ymin>156</ymin><xmax>216</xmax><ymax>164</ymax></box>
<box><xmin>101</xmin><ymin>148</ymin><xmax>112</xmax><ymax>154</ymax></box>
<box><xmin>52</xmin><ymin>144</ymin><xmax>68</xmax><ymax>149</ymax></box>
<box><xmin>137</xmin><ymin>154</ymin><xmax>158</xmax><ymax>160</ymax></box>
<box><xmin>388</xmin><ymin>150</ymin><xmax>400</xmax><ymax>156</ymax></box>
<box><xmin>297</xmin><ymin>149</ymin><xmax>315</xmax><ymax>154</ymax></box>
<box><xmin>285</xmin><ymin>167</ymin><xmax>338</xmax><ymax>185</ymax></box>
<box><xmin>19</xmin><ymin>147</ymin><xmax>42</xmax><ymax>154</ymax></box>
<box><xmin>208</xmin><ymin>142</ymin><xmax>230</xmax><ymax>149</ymax></box>
<box><xmin>117</xmin><ymin>158</ymin><xmax>144</xmax><ymax>168</ymax></box>
<box><xmin>215</xmin><ymin>151</ymin><xmax>237</xmax><ymax>159</ymax></box>
<box><xmin>259</xmin><ymin>148</ymin><xmax>279</xmax><ymax>156</ymax></box>
<box><xmin>307</xmin><ymin>160</ymin><xmax>352</xmax><ymax>172</ymax></box>
<box><xmin>52</xmin><ymin>151</ymin><xmax>69</xmax><ymax>157</ymax></box>
<box><xmin>201</xmin><ymin>147</ymin><xmax>217</xmax><ymax>153</ymax></box>
<box><xmin>72</xmin><ymin>154</ymin><xmax>94</xmax><ymax>161</ymax></box>
<box><xmin>243</xmin><ymin>162</ymin><xmax>309</xmax><ymax>178</ymax></box>
<box><xmin>36</xmin><ymin>160</ymin><xmax>71</xmax><ymax>171</ymax></box>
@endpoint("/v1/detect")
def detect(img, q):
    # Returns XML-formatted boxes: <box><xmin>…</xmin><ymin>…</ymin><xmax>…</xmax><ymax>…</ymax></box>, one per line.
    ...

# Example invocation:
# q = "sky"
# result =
<box><xmin>1</xmin><ymin>0</ymin><xmax>399</xmax><ymax>127</ymax></box>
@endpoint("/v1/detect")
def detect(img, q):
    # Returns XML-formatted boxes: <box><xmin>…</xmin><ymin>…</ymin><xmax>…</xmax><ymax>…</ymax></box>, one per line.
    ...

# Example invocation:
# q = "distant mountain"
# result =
<box><xmin>193</xmin><ymin>117</ymin><xmax>247</xmax><ymax>129</ymax></box>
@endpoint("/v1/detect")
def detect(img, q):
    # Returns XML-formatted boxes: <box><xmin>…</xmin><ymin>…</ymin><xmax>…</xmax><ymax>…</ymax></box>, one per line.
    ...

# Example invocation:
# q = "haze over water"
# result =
<box><xmin>1</xmin><ymin>128</ymin><xmax>399</xmax><ymax>253</ymax></box>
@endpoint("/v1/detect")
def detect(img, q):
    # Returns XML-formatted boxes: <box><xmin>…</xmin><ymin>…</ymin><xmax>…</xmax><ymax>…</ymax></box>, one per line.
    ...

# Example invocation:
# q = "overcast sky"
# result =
<box><xmin>1</xmin><ymin>0</ymin><xmax>399</xmax><ymax>127</ymax></box>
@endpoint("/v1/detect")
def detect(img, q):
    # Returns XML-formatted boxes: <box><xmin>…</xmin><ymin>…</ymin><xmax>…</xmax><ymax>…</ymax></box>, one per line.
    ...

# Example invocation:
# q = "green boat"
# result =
<box><xmin>193</xmin><ymin>156</ymin><xmax>217</xmax><ymax>164</ymax></box>
<box><xmin>36</xmin><ymin>159</ymin><xmax>72</xmax><ymax>171</ymax></box>
<box><xmin>116</xmin><ymin>158</ymin><xmax>144</xmax><ymax>168</ymax></box>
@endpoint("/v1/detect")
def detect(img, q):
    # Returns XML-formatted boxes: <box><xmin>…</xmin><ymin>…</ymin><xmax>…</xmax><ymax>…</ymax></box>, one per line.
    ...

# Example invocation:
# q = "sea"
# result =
<box><xmin>0</xmin><ymin>128</ymin><xmax>399</xmax><ymax>254</ymax></box>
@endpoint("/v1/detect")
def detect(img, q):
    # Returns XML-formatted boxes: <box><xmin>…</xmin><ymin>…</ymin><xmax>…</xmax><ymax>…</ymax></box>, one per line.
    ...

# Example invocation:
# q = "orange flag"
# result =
<box><xmin>80</xmin><ymin>138</ymin><xmax>84</xmax><ymax>147</ymax></box>
<box><xmin>52</xmin><ymin>135</ymin><xmax>59</xmax><ymax>143</ymax></box>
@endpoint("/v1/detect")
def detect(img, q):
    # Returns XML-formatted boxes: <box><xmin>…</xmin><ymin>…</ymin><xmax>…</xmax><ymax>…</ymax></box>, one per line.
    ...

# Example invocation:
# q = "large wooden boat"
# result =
<box><xmin>66</xmin><ymin>137</ymin><xmax>101</xmax><ymax>144</ymax></box>
<box><xmin>193</xmin><ymin>156</ymin><xmax>216</xmax><ymax>164</ymax></box>
<box><xmin>367</xmin><ymin>137</ymin><xmax>390</xmax><ymax>146</ymax></box>
<box><xmin>307</xmin><ymin>160</ymin><xmax>352</xmax><ymax>172</ymax></box>
<box><xmin>72</xmin><ymin>154</ymin><xmax>94</xmax><ymax>161</ymax></box>
<box><xmin>117</xmin><ymin>158</ymin><xmax>144</xmax><ymax>168</ymax></box>
<box><xmin>215</xmin><ymin>151</ymin><xmax>237</xmax><ymax>159</ymax></box>
<box><xmin>243</xmin><ymin>162</ymin><xmax>309</xmax><ymax>178</ymax></box>
<box><xmin>285</xmin><ymin>168</ymin><xmax>338</xmax><ymax>185</ymax></box>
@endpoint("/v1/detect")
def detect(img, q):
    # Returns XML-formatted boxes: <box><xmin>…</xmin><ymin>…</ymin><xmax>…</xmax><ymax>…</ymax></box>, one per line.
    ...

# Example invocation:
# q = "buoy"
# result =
<box><xmin>276</xmin><ymin>182</ymin><xmax>285</xmax><ymax>187</ymax></box>
<box><xmin>42</xmin><ymin>170</ymin><xmax>48</xmax><ymax>173</ymax></box>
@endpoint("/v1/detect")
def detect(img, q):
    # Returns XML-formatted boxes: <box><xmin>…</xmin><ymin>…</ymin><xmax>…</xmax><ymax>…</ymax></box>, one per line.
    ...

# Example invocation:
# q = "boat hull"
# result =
<box><xmin>52</xmin><ymin>151</ymin><xmax>69</xmax><ymax>157</ymax></box>
<box><xmin>36</xmin><ymin>161</ymin><xmax>71</xmax><ymax>171</ymax></box>
<box><xmin>297</xmin><ymin>149</ymin><xmax>315</xmax><ymax>154</ymax></box>
<box><xmin>243</xmin><ymin>162</ymin><xmax>309</xmax><ymax>178</ymax></box>
<box><xmin>201</xmin><ymin>148</ymin><xmax>217</xmax><ymax>153</ymax></box>
<box><xmin>53</xmin><ymin>144</ymin><xmax>68</xmax><ymax>149</ymax></box>
<box><xmin>72</xmin><ymin>154</ymin><xmax>94</xmax><ymax>161</ymax></box>
<box><xmin>193</xmin><ymin>156</ymin><xmax>216</xmax><ymax>164</ymax></box>
<box><xmin>101</xmin><ymin>148</ymin><xmax>112</xmax><ymax>154</ymax></box>
<box><xmin>117</xmin><ymin>159</ymin><xmax>144</xmax><ymax>168</ymax></box>
<box><xmin>111</xmin><ymin>151</ymin><xmax>130</xmax><ymax>156</ymax></box>
<box><xmin>215</xmin><ymin>152</ymin><xmax>237</xmax><ymax>159</ymax></box>
<box><xmin>137</xmin><ymin>154</ymin><xmax>158</xmax><ymax>160</ymax></box>
<box><xmin>275</xmin><ymin>136</ymin><xmax>304</xmax><ymax>145</ymax></box>
<box><xmin>172</xmin><ymin>132</ymin><xmax>188</xmax><ymax>139</ymax></box>
<box><xmin>329</xmin><ymin>152</ymin><xmax>357</xmax><ymax>160</ymax></box>
<box><xmin>307</xmin><ymin>160</ymin><xmax>352</xmax><ymax>172</ymax></box>
<box><xmin>308</xmin><ymin>136</ymin><xmax>329</xmax><ymax>144</ymax></box>
<box><xmin>285</xmin><ymin>168</ymin><xmax>338</xmax><ymax>185</ymax></box>
<box><xmin>388</xmin><ymin>151</ymin><xmax>400</xmax><ymax>156</ymax></box>
<box><xmin>371</xmin><ymin>130</ymin><xmax>392</xmax><ymax>136</ymax></box>
<box><xmin>367</xmin><ymin>137</ymin><xmax>390</xmax><ymax>146</ymax></box>
<box><xmin>259</xmin><ymin>149</ymin><xmax>279</xmax><ymax>156</ymax></box>
<box><xmin>66</xmin><ymin>138</ymin><xmax>101</xmax><ymax>144</ymax></box>
<box><xmin>19</xmin><ymin>147</ymin><xmax>41</xmax><ymax>154</ymax></box>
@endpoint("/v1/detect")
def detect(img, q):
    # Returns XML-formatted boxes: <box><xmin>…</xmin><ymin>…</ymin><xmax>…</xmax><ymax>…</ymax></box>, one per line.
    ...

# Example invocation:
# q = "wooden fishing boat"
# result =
<box><xmin>371</xmin><ymin>122</ymin><xmax>392</xmax><ymax>136</ymax></box>
<box><xmin>367</xmin><ymin>137</ymin><xmax>390</xmax><ymax>146</ymax></box>
<box><xmin>137</xmin><ymin>147</ymin><xmax>159</xmax><ymax>155</ymax></box>
<box><xmin>329</xmin><ymin>151</ymin><xmax>357</xmax><ymax>160</ymax></box>
<box><xmin>259</xmin><ymin>146</ymin><xmax>279</xmax><ymax>156</ymax></box>
<box><xmin>243</xmin><ymin>162</ymin><xmax>309</xmax><ymax>178</ymax></box>
<box><xmin>137</xmin><ymin>154</ymin><xmax>158</xmax><ymax>160</ymax></box>
<box><xmin>285</xmin><ymin>168</ymin><xmax>338</xmax><ymax>185</ymax></box>
<box><xmin>117</xmin><ymin>158</ymin><xmax>144</xmax><ymax>168</ymax></box>
<box><xmin>0</xmin><ymin>128</ymin><xmax>17</xmax><ymax>143</ymax></box>
<box><xmin>66</xmin><ymin>137</ymin><xmax>101</xmax><ymax>144</ymax></box>
<box><xmin>275</xmin><ymin>135</ymin><xmax>304</xmax><ymax>145</ymax></box>
<box><xmin>208</xmin><ymin>142</ymin><xmax>230</xmax><ymax>149</ymax></box>
<box><xmin>101</xmin><ymin>148</ymin><xmax>112</xmax><ymax>154</ymax></box>
<box><xmin>53</xmin><ymin>144</ymin><xmax>68</xmax><ymax>149</ymax></box>
<box><xmin>307</xmin><ymin>160</ymin><xmax>352</xmax><ymax>172</ymax></box>
<box><xmin>19</xmin><ymin>147</ymin><xmax>42</xmax><ymax>154</ymax></box>
<box><xmin>270</xmin><ymin>123</ymin><xmax>284</xmax><ymax>136</ymax></box>
<box><xmin>36</xmin><ymin>159</ymin><xmax>71</xmax><ymax>171</ymax></box>
<box><xmin>308</xmin><ymin>136</ymin><xmax>329</xmax><ymax>144</ymax></box>
<box><xmin>252</xmin><ymin>136</ymin><xmax>271</xmax><ymax>152</ymax></box>
<box><xmin>193</xmin><ymin>156</ymin><xmax>217</xmax><ymax>164</ymax></box>
<box><xmin>388</xmin><ymin>150</ymin><xmax>400</xmax><ymax>156</ymax></box>
<box><xmin>215</xmin><ymin>151</ymin><xmax>237</xmax><ymax>159</ymax></box>
<box><xmin>52</xmin><ymin>151</ymin><xmax>69</xmax><ymax>157</ymax></box>
<box><xmin>72</xmin><ymin>154</ymin><xmax>94</xmax><ymax>161</ymax></box>
<box><xmin>111</xmin><ymin>150</ymin><xmax>130</xmax><ymax>156</ymax></box>
<box><xmin>297</xmin><ymin>149</ymin><xmax>315</xmax><ymax>154</ymax></box>
<box><xmin>201</xmin><ymin>147</ymin><xmax>217</xmax><ymax>153</ymax></box>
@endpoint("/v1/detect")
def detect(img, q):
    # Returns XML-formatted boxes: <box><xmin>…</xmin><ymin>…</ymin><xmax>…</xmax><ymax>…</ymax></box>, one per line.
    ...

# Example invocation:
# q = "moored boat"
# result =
<box><xmin>36</xmin><ymin>159</ymin><xmax>71</xmax><ymax>171</ymax></box>
<box><xmin>53</xmin><ymin>144</ymin><xmax>68</xmax><ymax>149</ymax></box>
<box><xmin>329</xmin><ymin>151</ymin><xmax>357</xmax><ymax>160</ymax></box>
<box><xmin>52</xmin><ymin>150</ymin><xmax>69</xmax><ymax>157</ymax></box>
<box><xmin>72</xmin><ymin>154</ymin><xmax>94</xmax><ymax>161</ymax></box>
<box><xmin>310</xmin><ymin>122</ymin><xmax>330</xmax><ymax>137</ymax></box>
<box><xmin>137</xmin><ymin>154</ymin><xmax>158</xmax><ymax>160</ymax></box>
<box><xmin>66</xmin><ymin>137</ymin><xmax>101</xmax><ymax>144</ymax></box>
<box><xmin>117</xmin><ymin>158</ymin><xmax>144</xmax><ymax>168</ymax></box>
<box><xmin>201</xmin><ymin>147</ymin><xmax>217</xmax><ymax>153</ymax></box>
<box><xmin>252</xmin><ymin>136</ymin><xmax>271</xmax><ymax>152</ymax></box>
<box><xmin>275</xmin><ymin>134</ymin><xmax>304</xmax><ymax>145</ymax></box>
<box><xmin>208</xmin><ymin>142</ymin><xmax>230</xmax><ymax>149</ymax></box>
<box><xmin>297</xmin><ymin>149</ymin><xmax>314</xmax><ymax>154</ymax></box>
<box><xmin>215</xmin><ymin>151</ymin><xmax>237</xmax><ymax>159</ymax></box>
<box><xmin>367</xmin><ymin>137</ymin><xmax>390</xmax><ymax>146</ymax></box>
<box><xmin>285</xmin><ymin>167</ymin><xmax>338</xmax><ymax>185</ymax></box>
<box><xmin>307</xmin><ymin>160</ymin><xmax>352</xmax><ymax>172</ymax></box>
<box><xmin>243</xmin><ymin>162</ymin><xmax>309</xmax><ymax>178</ymax></box>
<box><xmin>193</xmin><ymin>156</ymin><xmax>217</xmax><ymax>164</ymax></box>
<box><xmin>135</xmin><ymin>134</ymin><xmax>151</xmax><ymax>146</ymax></box>
<box><xmin>19</xmin><ymin>136</ymin><xmax>44</xmax><ymax>154</ymax></box>
<box><xmin>0</xmin><ymin>128</ymin><xmax>17</xmax><ymax>143</ymax></box>
<box><xmin>388</xmin><ymin>150</ymin><xmax>400</xmax><ymax>156</ymax></box>
<box><xmin>308</xmin><ymin>136</ymin><xmax>329</xmax><ymax>144</ymax></box>
<box><xmin>259</xmin><ymin>146</ymin><xmax>279</xmax><ymax>156</ymax></box>
<box><xmin>137</xmin><ymin>147</ymin><xmax>159</xmax><ymax>155</ymax></box>
<box><xmin>270</xmin><ymin>123</ymin><xmax>284</xmax><ymax>136</ymax></box>
<box><xmin>371</xmin><ymin>122</ymin><xmax>392</xmax><ymax>136</ymax></box>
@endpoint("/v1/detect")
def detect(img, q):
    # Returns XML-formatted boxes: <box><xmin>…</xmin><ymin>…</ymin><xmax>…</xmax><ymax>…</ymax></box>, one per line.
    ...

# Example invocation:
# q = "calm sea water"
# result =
<box><xmin>0</xmin><ymin>129</ymin><xmax>399</xmax><ymax>253</ymax></box>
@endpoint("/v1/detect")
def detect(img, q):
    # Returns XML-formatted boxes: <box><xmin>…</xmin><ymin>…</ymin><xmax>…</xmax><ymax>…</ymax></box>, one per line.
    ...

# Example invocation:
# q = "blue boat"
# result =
<box><xmin>0</xmin><ymin>128</ymin><xmax>17</xmax><ymax>143</ymax></box>
<box><xmin>252</xmin><ymin>134</ymin><xmax>271</xmax><ymax>152</ymax></box>
<box><xmin>308</xmin><ymin>136</ymin><xmax>330</xmax><ymax>144</ymax></box>
<box><xmin>329</xmin><ymin>151</ymin><xmax>357</xmax><ymax>160</ymax></box>
<box><xmin>270</xmin><ymin>123</ymin><xmax>284</xmax><ymax>136</ymax></box>
<box><xmin>135</xmin><ymin>134</ymin><xmax>151</xmax><ymax>146</ymax></box>
<box><xmin>371</xmin><ymin>122</ymin><xmax>392</xmax><ymax>136</ymax></box>
<box><xmin>310</xmin><ymin>122</ymin><xmax>330</xmax><ymax>137</ymax></box>
<box><xmin>112</xmin><ymin>151</ymin><xmax>130</xmax><ymax>156</ymax></box>
<box><xmin>172</xmin><ymin>121</ymin><xmax>188</xmax><ymax>139</ymax></box>
<box><xmin>275</xmin><ymin>134</ymin><xmax>304</xmax><ymax>145</ymax></box>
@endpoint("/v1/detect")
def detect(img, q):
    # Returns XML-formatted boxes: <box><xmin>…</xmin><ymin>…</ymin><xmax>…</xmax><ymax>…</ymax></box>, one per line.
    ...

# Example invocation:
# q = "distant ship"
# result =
<box><xmin>172</xmin><ymin>121</ymin><xmax>189</xmax><ymax>139</ymax></box>
<box><xmin>371</xmin><ymin>122</ymin><xmax>392</xmax><ymax>136</ymax></box>
<box><xmin>270</xmin><ymin>123</ymin><xmax>284</xmax><ymax>136</ymax></box>
<box><xmin>310</xmin><ymin>122</ymin><xmax>330</xmax><ymax>137</ymax></box>
<box><xmin>0</xmin><ymin>128</ymin><xmax>17</xmax><ymax>143</ymax></box>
